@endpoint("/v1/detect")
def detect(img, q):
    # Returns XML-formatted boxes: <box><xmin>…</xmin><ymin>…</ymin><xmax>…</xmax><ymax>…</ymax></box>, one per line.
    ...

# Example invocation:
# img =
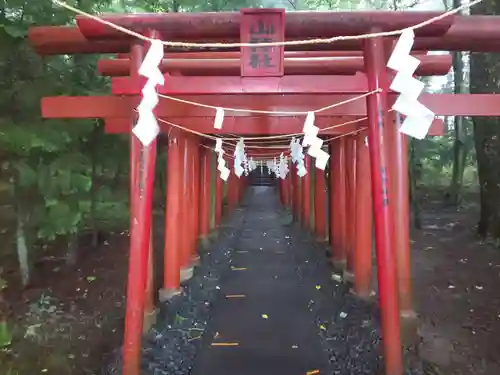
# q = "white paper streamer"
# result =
<box><xmin>214</xmin><ymin>139</ymin><xmax>229</xmax><ymax>181</ymax></box>
<box><xmin>301</xmin><ymin>112</ymin><xmax>330</xmax><ymax>170</ymax></box>
<box><xmin>214</xmin><ymin>107</ymin><xmax>225</xmax><ymax>129</ymax></box>
<box><xmin>132</xmin><ymin>39</ymin><xmax>164</xmax><ymax>146</ymax></box>
<box><xmin>387</xmin><ymin>29</ymin><xmax>435</xmax><ymax>140</ymax></box>
<box><xmin>233</xmin><ymin>138</ymin><xmax>247</xmax><ymax>177</ymax></box>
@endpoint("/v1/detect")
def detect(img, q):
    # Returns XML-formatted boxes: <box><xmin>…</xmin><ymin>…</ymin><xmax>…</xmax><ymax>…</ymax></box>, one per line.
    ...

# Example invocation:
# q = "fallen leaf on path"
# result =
<box><xmin>331</xmin><ymin>274</ymin><xmax>342</xmax><ymax>282</ymax></box>
<box><xmin>225</xmin><ymin>294</ymin><xmax>246</xmax><ymax>299</ymax></box>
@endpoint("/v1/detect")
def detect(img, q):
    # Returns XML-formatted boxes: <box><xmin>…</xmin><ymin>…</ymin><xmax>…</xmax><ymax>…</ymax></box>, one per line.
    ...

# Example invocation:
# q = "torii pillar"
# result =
<box><xmin>344</xmin><ymin>135</ymin><xmax>357</xmax><ymax>282</ymax></box>
<box><xmin>214</xmin><ymin>165</ymin><xmax>223</xmax><ymax>227</ymax></box>
<box><xmin>199</xmin><ymin>146</ymin><xmax>212</xmax><ymax>248</ymax></box>
<box><xmin>301</xmin><ymin>156</ymin><xmax>311</xmax><ymax>228</ymax></box>
<box><xmin>385</xmin><ymin>42</ymin><xmax>416</xmax><ymax>338</ymax></box>
<box><xmin>291</xmin><ymin>163</ymin><xmax>300</xmax><ymax>220</ymax></box>
<box><xmin>159</xmin><ymin>128</ymin><xmax>183</xmax><ymax>302</ymax></box>
<box><xmin>226</xmin><ymin>160</ymin><xmax>238</xmax><ymax>214</ymax></box>
<box><xmin>122</xmin><ymin>33</ymin><xmax>159</xmax><ymax>375</ymax></box>
<box><xmin>329</xmin><ymin>138</ymin><xmax>347</xmax><ymax>268</ymax></box>
<box><xmin>352</xmin><ymin>131</ymin><xmax>373</xmax><ymax>298</ymax></box>
<box><xmin>314</xmin><ymin>165</ymin><xmax>328</xmax><ymax>242</ymax></box>
<box><xmin>189</xmin><ymin>136</ymin><xmax>201</xmax><ymax>266</ymax></box>
<box><xmin>178</xmin><ymin>135</ymin><xmax>195</xmax><ymax>282</ymax></box>
<box><xmin>392</xmin><ymin>113</ymin><xmax>418</xmax><ymax>342</ymax></box>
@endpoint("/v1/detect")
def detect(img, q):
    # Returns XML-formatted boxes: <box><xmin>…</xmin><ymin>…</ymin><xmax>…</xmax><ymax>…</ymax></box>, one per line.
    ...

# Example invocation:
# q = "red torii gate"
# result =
<box><xmin>28</xmin><ymin>7</ymin><xmax>500</xmax><ymax>375</ymax></box>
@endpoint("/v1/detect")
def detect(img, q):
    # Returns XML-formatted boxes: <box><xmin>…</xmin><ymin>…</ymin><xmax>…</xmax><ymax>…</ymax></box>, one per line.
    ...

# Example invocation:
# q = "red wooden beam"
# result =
<box><xmin>98</xmin><ymin>54</ymin><xmax>451</xmax><ymax>77</ymax></box>
<box><xmin>111</xmin><ymin>74</ymin><xmax>369</xmax><ymax>94</ymax></box>
<box><xmin>28</xmin><ymin>26</ymin><xmax>130</xmax><ymax>55</ymax></box>
<box><xmin>29</xmin><ymin>17</ymin><xmax>500</xmax><ymax>55</ymax></box>
<box><xmin>149</xmin><ymin>51</ymin><xmax>367</xmax><ymax>58</ymax></box>
<box><xmin>41</xmin><ymin>94</ymin><xmax>500</xmax><ymax>117</ymax></box>
<box><xmin>105</xmin><ymin>116</ymin><xmax>362</xmax><ymax>134</ymax></box>
<box><xmin>75</xmin><ymin>11</ymin><xmax>452</xmax><ymax>40</ymax></box>
<box><xmin>102</xmin><ymin>116</ymin><xmax>444</xmax><ymax>136</ymax></box>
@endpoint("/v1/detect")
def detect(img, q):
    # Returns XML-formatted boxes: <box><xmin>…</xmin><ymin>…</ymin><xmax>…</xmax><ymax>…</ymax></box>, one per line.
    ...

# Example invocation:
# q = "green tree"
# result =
<box><xmin>470</xmin><ymin>0</ymin><xmax>500</xmax><ymax>239</ymax></box>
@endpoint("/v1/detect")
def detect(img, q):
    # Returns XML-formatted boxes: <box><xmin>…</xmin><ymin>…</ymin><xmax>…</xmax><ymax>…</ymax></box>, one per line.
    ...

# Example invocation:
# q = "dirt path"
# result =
<box><xmin>191</xmin><ymin>186</ymin><xmax>331</xmax><ymax>375</ymax></box>
<box><xmin>412</xmin><ymin>201</ymin><xmax>500</xmax><ymax>375</ymax></box>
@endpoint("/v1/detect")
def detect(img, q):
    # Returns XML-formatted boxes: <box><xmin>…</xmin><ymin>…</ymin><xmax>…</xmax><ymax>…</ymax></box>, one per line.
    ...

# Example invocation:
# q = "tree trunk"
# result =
<box><xmin>471</xmin><ymin>0</ymin><xmax>500</xmax><ymax>239</ymax></box>
<box><xmin>89</xmin><ymin>123</ymin><xmax>99</xmax><ymax>248</ymax></box>
<box><xmin>409</xmin><ymin>138</ymin><xmax>421</xmax><ymax>229</ymax></box>
<box><xmin>66</xmin><ymin>232</ymin><xmax>78</xmax><ymax>266</ymax></box>
<box><xmin>448</xmin><ymin>0</ymin><xmax>467</xmax><ymax>207</ymax></box>
<box><xmin>13</xmin><ymin>172</ymin><xmax>30</xmax><ymax>287</ymax></box>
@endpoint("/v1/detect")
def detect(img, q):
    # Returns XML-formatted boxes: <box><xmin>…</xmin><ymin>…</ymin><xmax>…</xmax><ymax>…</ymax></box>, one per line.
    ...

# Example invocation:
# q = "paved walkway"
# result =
<box><xmin>191</xmin><ymin>186</ymin><xmax>331</xmax><ymax>375</ymax></box>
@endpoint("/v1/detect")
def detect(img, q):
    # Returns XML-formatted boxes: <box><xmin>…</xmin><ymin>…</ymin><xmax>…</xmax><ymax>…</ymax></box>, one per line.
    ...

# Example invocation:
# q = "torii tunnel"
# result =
<box><xmin>28</xmin><ymin>8</ymin><xmax>500</xmax><ymax>375</ymax></box>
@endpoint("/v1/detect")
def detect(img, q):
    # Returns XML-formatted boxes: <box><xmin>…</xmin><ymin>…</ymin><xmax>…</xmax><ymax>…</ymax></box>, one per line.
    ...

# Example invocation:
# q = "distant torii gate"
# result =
<box><xmin>28</xmin><ymin>8</ymin><xmax>500</xmax><ymax>375</ymax></box>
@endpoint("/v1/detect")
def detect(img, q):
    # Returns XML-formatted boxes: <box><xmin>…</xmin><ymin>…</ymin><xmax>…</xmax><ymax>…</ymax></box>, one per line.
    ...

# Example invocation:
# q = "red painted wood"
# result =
<box><xmin>28</xmin><ymin>26</ymin><xmax>129</xmax><ymax>55</ymax></box>
<box><xmin>41</xmin><ymin>94</ymin><xmax>500</xmax><ymax>118</ymax></box>
<box><xmin>329</xmin><ymin>138</ymin><xmax>347</xmax><ymax>265</ymax></box>
<box><xmin>240</xmin><ymin>9</ymin><xmax>285</xmax><ymax>77</ymax></box>
<box><xmin>123</xmin><ymin>41</ymin><xmax>143</xmax><ymax>375</ymax></box>
<box><xmin>103</xmin><ymin>117</ymin><xmax>445</xmax><ymax>136</ymax></box>
<box><xmin>353</xmin><ymin>131</ymin><xmax>373</xmax><ymax>297</ymax></box>
<box><xmin>364</xmin><ymin>36</ymin><xmax>402</xmax><ymax>375</ymax></box>
<box><xmin>291</xmin><ymin>163</ymin><xmax>299</xmax><ymax>220</ymax></box>
<box><xmin>236</xmin><ymin>176</ymin><xmax>242</xmax><ymax>204</ymax></box>
<box><xmin>281</xmin><ymin>175</ymin><xmax>288</xmax><ymax>207</ymax></box>
<box><xmin>111</xmin><ymin>73</ymin><xmax>368</xmax><ymax>94</ymax></box>
<box><xmin>227</xmin><ymin>162</ymin><xmax>239</xmax><ymax>212</ymax></box>
<box><xmin>98</xmin><ymin>54</ymin><xmax>451</xmax><ymax>77</ymax></box>
<box><xmin>314</xmin><ymin>167</ymin><xmax>327</xmax><ymax>241</ymax></box>
<box><xmin>392</xmin><ymin>114</ymin><xmax>413</xmax><ymax>313</ymax></box>
<box><xmin>75</xmin><ymin>11</ymin><xmax>451</xmax><ymax>40</ymax></box>
<box><xmin>122</xmin><ymin>35</ymin><xmax>157</xmax><ymax>375</ymax></box>
<box><xmin>164</xmin><ymin>129</ymin><xmax>183</xmax><ymax>290</ymax></box>
<box><xmin>199</xmin><ymin>146</ymin><xmax>211</xmax><ymax>241</ymax></box>
<box><xmin>30</xmin><ymin>17</ymin><xmax>500</xmax><ymax>56</ymax></box>
<box><xmin>190</xmin><ymin>137</ymin><xmax>201</xmax><ymax>258</ymax></box>
<box><xmin>180</xmin><ymin>136</ymin><xmax>192</xmax><ymax>268</ymax></box>
<box><xmin>215</xmin><ymin>169</ymin><xmax>223</xmax><ymax>226</ymax></box>
<box><xmin>162</xmin><ymin>51</ymin><xmax>366</xmax><ymax>58</ymax></box>
<box><xmin>297</xmin><ymin>169</ymin><xmax>303</xmax><ymax>223</ymax></box>
<box><xmin>301</xmin><ymin>156</ymin><xmax>311</xmax><ymax>229</ymax></box>
<box><xmin>279</xmin><ymin>178</ymin><xmax>286</xmax><ymax>206</ymax></box>
<box><xmin>345</xmin><ymin>135</ymin><xmax>357</xmax><ymax>273</ymax></box>
<box><xmin>105</xmin><ymin>116</ymin><xmax>364</xmax><ymax>135</ymax></box>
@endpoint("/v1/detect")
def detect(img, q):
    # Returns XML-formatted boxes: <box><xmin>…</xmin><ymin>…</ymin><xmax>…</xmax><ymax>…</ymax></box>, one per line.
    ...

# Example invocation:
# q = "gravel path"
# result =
<box><xmin>105</xmin><ymin>186</ymin><xmax>423</xmax><ymax>375</ymax></box>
